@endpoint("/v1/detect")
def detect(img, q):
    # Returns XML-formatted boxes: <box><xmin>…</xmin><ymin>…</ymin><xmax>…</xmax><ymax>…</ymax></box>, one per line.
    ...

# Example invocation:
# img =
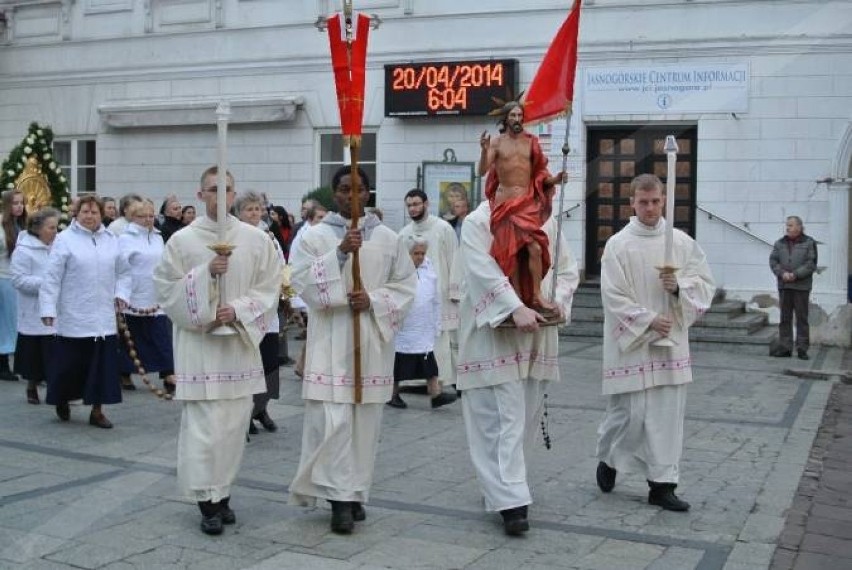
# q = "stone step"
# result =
<box><xmin>694</xmin><ymin>312</ymin><xmax>768</xmax><ymax>333</ymax></box>
<box><xmin>559</xmin><ymin>320</ymin><xmax>778</xmax><ymax>350</ymax></box>
<box><xmin>705</xmin><ymin>299</ymin><xmax>747</xmax><ymax>315</ymax></box>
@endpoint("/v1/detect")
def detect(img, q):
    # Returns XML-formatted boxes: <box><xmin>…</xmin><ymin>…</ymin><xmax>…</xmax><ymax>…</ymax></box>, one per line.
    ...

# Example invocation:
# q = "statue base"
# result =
<box><xmin>498</xmin><ymin>306</ymin><xmax>565</xmax><ymax>328</ymax></box>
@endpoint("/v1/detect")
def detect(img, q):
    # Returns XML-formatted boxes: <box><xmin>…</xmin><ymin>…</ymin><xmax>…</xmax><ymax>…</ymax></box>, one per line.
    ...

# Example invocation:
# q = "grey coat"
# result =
<box><xmin>769</xmin><ymin>233</ymin><xmax>817</xmax><ymax>291</ymax></box>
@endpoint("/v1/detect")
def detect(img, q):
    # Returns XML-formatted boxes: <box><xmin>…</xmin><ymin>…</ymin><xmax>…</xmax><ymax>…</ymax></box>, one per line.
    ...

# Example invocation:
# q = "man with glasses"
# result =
<box><xmin>154</xmin><ymin>166</ymin><xmax>282</xmax><ymax>536</ymax></box>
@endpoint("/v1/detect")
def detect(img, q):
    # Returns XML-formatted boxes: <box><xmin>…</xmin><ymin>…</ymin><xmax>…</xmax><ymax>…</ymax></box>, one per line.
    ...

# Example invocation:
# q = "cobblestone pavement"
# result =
<box><xmin>769</xmin><ymin>347</ymin><xmax>852</xmax><ymax>570</ymax></box>
<box><xmin>0</xmin><ymin>339</ymin><xmax>848</xmax><ymax>570</ymax></box>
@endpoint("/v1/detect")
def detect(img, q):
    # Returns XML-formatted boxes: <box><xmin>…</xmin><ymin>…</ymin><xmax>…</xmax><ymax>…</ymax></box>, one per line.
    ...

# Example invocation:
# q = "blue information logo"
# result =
<box><xmin>657</xmin><ymin>94</ymin><xmax>672</xmax><ymax>110</ymax></box>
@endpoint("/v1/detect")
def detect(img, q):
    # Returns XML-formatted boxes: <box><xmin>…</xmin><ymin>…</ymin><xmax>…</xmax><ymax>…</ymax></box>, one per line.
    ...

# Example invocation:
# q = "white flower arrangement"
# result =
<box><xmin>26</xmin><ymin>136</ymin><xmax>35</xmax><ymax>145</ymax></box>
<box><xmin>6</xmin><ymin>170</ymin><xmax>14</xmax><ymax>177</ymax></box>
<box><xmin>36</xmin><ymin>129</ymin><xmax>44</xmax><ymax>136</ymax></box>
<box><xmin>61</xmin><ymin>196</ymin><xmax>68</xmax><ymax>204</ymax></box>
<box><xmin>44</xmin><ymin>153</ymin><xmax>51</xmax><ymax>160</ymax></box>
<box><xmin>59</xmin><ymin>175</ymin><xmax>67</xmax><ymax>183</ymax></box>
<box><xmin>49</xmin><ymin>162</ymin><xmax>56</xmax><ymax>170</ymax></box>
<box><xmin>5</xmin><ymin>183</ymin><xmax>14</xmax><ymax>189</ymax></box>
<box><xmin>23</xmin><ymin>146</ymin><xmax>32</xmax><ymax>155</ymax></box>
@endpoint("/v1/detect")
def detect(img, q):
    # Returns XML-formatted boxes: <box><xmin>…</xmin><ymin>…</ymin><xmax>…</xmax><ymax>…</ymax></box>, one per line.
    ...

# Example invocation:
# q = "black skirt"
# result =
<box><xmin>46</xmin><ymin>335</ymin><xmax>121</xmax><ymax>406</ymax></box>
<box><xmin>13</xmin><ymin>333</ymin><xmax>54</xmax><ymax>383</ymax></box>
<box><xmin>118</xmin><ymin>314</ymin><xmax>174</xmax><ymax>375</ymax></box>
<box><xmin>393</xmin><ymin>351</ymin><xmax>439</xmax><ymax>382</ymax></box>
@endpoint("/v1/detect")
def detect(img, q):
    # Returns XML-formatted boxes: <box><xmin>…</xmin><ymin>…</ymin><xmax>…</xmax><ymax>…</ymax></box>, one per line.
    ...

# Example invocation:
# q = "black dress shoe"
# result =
<box><xmin>56</xmin><ymin>402</ymin><xmax>70</xmax><ymax>421</ymax></box>
<box><xmin>648</xmin><ymin>481</ymin><xmax>690</xmax><ymax>512</ymax></box>
<box><xmin>220</xmin><ymin>497</ymin><xmax>236</xmax><ymax>525</ymax></box>
<box><xmin>386</xmin><ymin>395</ymin><xmax>407</xmax><ymax>409</ymax></box>
<box><xmin>772</xmin><ymin>350</ymin><xmax>792</xmax><ymax>358</ymax></box>
<box><xmin>596</xmin><ymin>461</ymin><xmax>617</xmax><ymax>493</ymax></box>
<box><xmin>798</xmin><ymin>350</ymin><xmax>809</xmax><ymax>360</ymax></box>
<box><xmin>254</xmin><ymin>410</ymin><xmax>278</xmax><ymax>432</ymax></box>
<box><xmin>248</xmin><ymin>420</ymin><xmax>259</xmax><ymax>435</ymax></box>
<box><xmin>329</xmin><ymin>500</ymin><xmax>354</xmax><ymax>534</ymax></box>
<box><xmin>0</xmin><ymin>369</ymin><xmax>19</xmax><ymax>381</ymax></box>
<box><xmin>198</xmin><ymin>501</ymin><xmax>224</xmax><ymax>535</ymax></box>
<box><xmin>89</xmin><ymin>411</ymin><xmax>113</xmax><ymax>429</ymax></box>
<box><xmin>431</xmin><ymin>392</ymin><xmax>458</xmax><ymax>409</ymax></box>
<box><xmin>500</xmin><ymin>505</ymin><xmax>530</xmax><ymax>536</ymax></box>
<box><xmin>200</xmin><ymin>513</ymin><xmax>223</xmax><ymax>535</ymax></box>
<box><xmin>351</xmin><ymin>502</ymin><xmax>366</xmax><ymax>522</ymax></box>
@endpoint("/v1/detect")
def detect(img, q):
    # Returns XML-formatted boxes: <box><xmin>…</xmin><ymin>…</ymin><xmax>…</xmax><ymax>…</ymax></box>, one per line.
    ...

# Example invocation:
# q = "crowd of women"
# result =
<box><xmin>0</xmin><ymin>188</ymin><xmax>299</xmax><ymax>431</ymax></box>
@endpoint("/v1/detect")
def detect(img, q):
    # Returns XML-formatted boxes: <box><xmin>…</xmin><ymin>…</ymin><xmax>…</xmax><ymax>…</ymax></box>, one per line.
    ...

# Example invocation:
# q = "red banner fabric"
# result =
<box><xmin>327</xmin><ymin>12</ymin><xmax>371</xmax><ymax>137</ymax></box>
<box><xmin>523</xmin><ymin>0</ymin><xmax>582</xmax><ymax>125</ymax></box>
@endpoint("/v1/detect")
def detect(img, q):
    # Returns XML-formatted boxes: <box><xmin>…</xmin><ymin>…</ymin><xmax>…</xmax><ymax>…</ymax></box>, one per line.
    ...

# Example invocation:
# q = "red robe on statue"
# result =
<box><xmin>484</xmin><ymin>133</ymin><xmax>554</xmax><ymax>308</ymax></box>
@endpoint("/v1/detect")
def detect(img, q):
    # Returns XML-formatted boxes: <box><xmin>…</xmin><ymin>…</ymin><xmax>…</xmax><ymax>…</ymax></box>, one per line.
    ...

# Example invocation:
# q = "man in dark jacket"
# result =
<box><xmin>769</xmin><ymin>216</ymin><xmax>817</xmax><ymax>360</ymax></box>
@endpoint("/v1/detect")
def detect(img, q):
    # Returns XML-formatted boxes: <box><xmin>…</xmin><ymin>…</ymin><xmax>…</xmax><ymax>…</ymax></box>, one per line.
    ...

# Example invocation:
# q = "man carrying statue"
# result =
<box><xmin>459</xmin><ymin>98</ymin><xmax>578</xmax><ymax>536</ymax></box>
<box><xmin>478</xmin><ymin>100</ymin><xmax>567</xmax><ymax>317</ymax></box>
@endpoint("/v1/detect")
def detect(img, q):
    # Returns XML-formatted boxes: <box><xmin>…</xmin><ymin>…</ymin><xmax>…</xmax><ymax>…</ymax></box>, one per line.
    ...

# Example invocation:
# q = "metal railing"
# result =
<box><xmin>696</xmin><ymin>204</ymin><xmax>774</xmax><ymax>248</ymax></box>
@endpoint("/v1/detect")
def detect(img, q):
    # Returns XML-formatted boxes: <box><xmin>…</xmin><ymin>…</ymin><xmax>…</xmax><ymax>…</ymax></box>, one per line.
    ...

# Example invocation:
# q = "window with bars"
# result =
<box><xmin>318</xmin><ymin>132</ymin><xmax>376</xmax><ymax>207</ymax></box>
<box><xmin>53</xmin><ymin>139</ymin><xmax>96</xmax><ymax>197</ymax></box>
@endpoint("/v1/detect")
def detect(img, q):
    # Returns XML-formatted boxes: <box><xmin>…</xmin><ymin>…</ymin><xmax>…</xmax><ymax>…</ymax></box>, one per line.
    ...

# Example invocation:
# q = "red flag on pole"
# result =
<box><xmin>523</xmin><ymin>0</ymin><xmax>582</xmax><ymax>124</ymax></box>
<box><xmin>327</xmin><ymin>11</ymin><xmax>371</xmax><ymax>139</ymax></box>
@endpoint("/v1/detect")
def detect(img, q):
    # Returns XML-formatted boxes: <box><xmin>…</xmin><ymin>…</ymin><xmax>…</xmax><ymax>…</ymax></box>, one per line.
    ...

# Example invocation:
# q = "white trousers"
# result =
<box><xmin>288</xmin><ymin>401</ymin><xmax>383</xmax><ymax>506</ymax></box>
<box><xmin>177</xmin><ymin>397</ymin><xmax>253</xmax><ymax>503</ymax></box>
<box><xmin>462</xmin><ymin>378</ymin><xmax>548</xmax><ymax>512</ymax></box>
<box><xmin>595</xmin><ymin>384</ymin><xmax>687</xmax><ymax>483</ymax></box>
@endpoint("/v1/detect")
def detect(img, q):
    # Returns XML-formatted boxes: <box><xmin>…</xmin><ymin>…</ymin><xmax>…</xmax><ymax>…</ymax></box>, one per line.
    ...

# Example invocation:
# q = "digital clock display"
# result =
<box><xmin>384</xmin><ymin>59</ymin><xmax>518</xmax><ymax>117</ymax></box>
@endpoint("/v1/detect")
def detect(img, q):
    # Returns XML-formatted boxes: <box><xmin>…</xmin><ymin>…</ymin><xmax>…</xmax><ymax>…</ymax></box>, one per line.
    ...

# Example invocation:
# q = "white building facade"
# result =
<box><xmin>1</xmin><ymin>0</ymin><xmax>850</xmax><ymax>331</ymax></box>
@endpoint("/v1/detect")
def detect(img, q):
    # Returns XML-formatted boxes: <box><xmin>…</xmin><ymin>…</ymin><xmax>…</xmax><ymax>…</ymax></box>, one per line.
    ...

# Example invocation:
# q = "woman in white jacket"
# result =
<box><xmin>40</xmin><ymin>195</ymin><xmax>131</xmax><ymax>428</ymax></box>
<box><xmin>10</xmin><ymin>207</ymin><xmax>60</xmax><ymax>404</ymax></box>
<box><xmin>118</xmin><ymin>199</ymin><xmax>175</xmax><ymax>395</ymax></box>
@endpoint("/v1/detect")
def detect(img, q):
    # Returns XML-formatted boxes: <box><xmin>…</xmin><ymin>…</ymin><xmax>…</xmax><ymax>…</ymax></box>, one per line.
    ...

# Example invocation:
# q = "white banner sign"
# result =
<box><xmin>582</xmin><ymin>63</ymin><xmax>749</xmax><ymax>115</ymax></box>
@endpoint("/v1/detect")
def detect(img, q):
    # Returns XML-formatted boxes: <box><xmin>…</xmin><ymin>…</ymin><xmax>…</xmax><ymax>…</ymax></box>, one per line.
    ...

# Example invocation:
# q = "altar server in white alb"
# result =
<box><xmin>288</xmin><ymin>165</ymin><xmax>416</xmax><ymax>535</ymax></box>
<box><xmin>154</xmin><ymin>167</ymin><xmax>281</xmax><ymax>536</ymax></box>
<box><xmin>595</xmin><ymin>173</ymin><xmax>715</xmax><ymax>512</ymax></box>
<box><xmin>456</xmin><ymin>199</ymin><xmax>578</xmax><ymax>536</ymax></box>
<box><xmin>397</xmin><ymin>189</ymin><xmax>460</xmax><ymax>392</ymax></box>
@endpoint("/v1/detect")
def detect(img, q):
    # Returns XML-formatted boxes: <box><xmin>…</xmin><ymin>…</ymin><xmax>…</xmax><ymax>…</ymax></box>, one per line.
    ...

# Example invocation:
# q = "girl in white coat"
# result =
<box><xmin>10</xmin><ymin>207</ymin><xmax>60</xmax><ymax>404</ymax></box>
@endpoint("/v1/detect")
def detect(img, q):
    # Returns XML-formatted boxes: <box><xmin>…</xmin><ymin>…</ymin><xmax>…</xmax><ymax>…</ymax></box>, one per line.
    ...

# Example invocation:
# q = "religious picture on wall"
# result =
<box><xmin>439</xmin><ymin>181</ymin><xmax>471</xmax><ymax>220</ymax></box>
<box><xmin>421</xmin><ymin>161</ymin><xmax>476</xmax><ymax>221</ymax></box>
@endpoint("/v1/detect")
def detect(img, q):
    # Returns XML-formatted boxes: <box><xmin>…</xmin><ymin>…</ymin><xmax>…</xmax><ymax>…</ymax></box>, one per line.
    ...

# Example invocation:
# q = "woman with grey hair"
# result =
<box><xmin>10</xmin><ymin>207</ymin><xmax>60</xmax><ymax>404</ymax></box>
<box><xmin>236</xmin><ymin>190</ymin><xmax>285</xmax><ymax>435</ymax></box>
<box><xmin>388</xmin><ymin>236</ymin><xmax>457</xmax><ymax>409</ymax></box>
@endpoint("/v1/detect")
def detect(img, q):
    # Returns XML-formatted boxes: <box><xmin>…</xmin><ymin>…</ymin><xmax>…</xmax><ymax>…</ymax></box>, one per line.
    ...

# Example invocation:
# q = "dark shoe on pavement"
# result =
<box><xmin>648</xmin><ymin>481</ymin><xmax>690</xmax><ymax>512</ymax></box>
<box><xmin>220</xmin><ymin>497</ymin><xmax>236</xmax><ymax>525</ymax></box>
<box><xmin>198</xmin><ymin>501</ymin><xmax>224</xmax><ymax>535</ymax></box>
<box><xmin>279</xmin><ymin>356</ymin><xmax>295</xmax><ymax>366</ymax></box>
<box><xmin>596</xmin><ymin>461</ymin><xmax>617</xmax><ymax>493</ymax></box>
<box><xmin>797</xmin><ymin>349</ymin><xmax>809</xmax><ymax>360</ymax></box>
<box><xmin>163</xmin><ymin>381</ymin><xmax>176</xmax><ymax>396</ymax></box>
<box><xmin>89</xmin><ymin>410</ymin><xmax>113</xmax><ymax>429</ymax></box>
<box><xmin>254</xmin><ymin>410</ymin><xmax>278</xmax><ymax>432</ymax></box>
<box><xmin>248</xmin><ymin>420</ymin><xmax>259</xmax><ymax>435</ymax></box>
<box><xmin>26</xmin><ymin>388</ymin><xmax>40</xmax><ymax>405</ymax></box>
<box><xmin>0</xmin><ymin>369</ymin><xmax>18</xmax><ymax>381</ymax></box>
<box><xmin>329</xmin><ymin>500</ymin><xmax>354</xmax><ymax>534</ymax></box>
<box><xmin>386</xmin><ymin>395</ymin><xmax>407</xmax><ymax>409</ymax></box>
<box><xmin>56</xmin><ymin>402</ymin><xmax>70</xmax><ymax>421</ymax></box>
<box><xmin>771</xmin><ymin>350</ymin><xmax>792</xmax><ymax>358</ymax></box>
<box><xmin>431</xmin><ymin>392</ymin><xmax>458</xmax><ymax>409</ymax></box>
<box><xmin>121</xmin><ymin>375</ymin><xmax>136</xmax><ymax>390</ymax></box>
<box><xmin>500</xmin><ymin>505</ymin><xmax>530</xmax><ymax>536</ymax></box>
<box><xmin>351</xmin><ymin>502</ymin><xmax>366</xmax><ymax>522</ymax></box>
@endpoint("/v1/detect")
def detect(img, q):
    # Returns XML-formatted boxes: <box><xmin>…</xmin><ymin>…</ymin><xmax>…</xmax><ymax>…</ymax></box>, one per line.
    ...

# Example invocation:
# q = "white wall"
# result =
<box><xmin>1</xmin><ymin>0</ymin><xmax>850</xmax><ymax>310</ymax></box>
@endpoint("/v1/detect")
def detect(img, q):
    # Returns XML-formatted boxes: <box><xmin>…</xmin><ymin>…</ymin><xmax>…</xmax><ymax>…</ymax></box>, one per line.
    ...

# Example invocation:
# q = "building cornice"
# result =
<box><xmin>97</xmin><ymin>95</ymin><xmax>304</xmax><ymax>129</ymax></box>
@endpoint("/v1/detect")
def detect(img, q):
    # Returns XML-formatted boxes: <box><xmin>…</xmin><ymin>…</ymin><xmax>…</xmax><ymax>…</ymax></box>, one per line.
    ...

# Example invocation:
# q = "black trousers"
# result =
<box><xmin>779</xmin><ymin>289</ymin><xmax>810</xmax><ymax>352</ymax></box>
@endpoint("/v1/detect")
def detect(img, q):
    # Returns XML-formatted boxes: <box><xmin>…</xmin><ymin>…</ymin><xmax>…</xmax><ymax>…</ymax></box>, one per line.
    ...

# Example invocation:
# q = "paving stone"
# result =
<box><xmin>0</xmin><ymin>344</ymin><xmax>849</xmax><ymax>570</ymax></box>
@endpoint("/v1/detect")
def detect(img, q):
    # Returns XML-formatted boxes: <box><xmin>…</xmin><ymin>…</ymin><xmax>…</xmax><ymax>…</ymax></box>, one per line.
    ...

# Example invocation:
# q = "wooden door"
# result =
<box><xmin>585</xmin><ymin>126</ymin><xmax>697</xmax><ymax>278</ymax></box>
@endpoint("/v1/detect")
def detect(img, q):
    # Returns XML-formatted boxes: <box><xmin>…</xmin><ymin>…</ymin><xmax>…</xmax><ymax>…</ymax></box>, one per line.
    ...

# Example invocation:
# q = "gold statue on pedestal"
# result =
<box><xmin>15</xmin><ymin>156</ymin><xmax>52</xmax><ymax>214</ymax></box>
